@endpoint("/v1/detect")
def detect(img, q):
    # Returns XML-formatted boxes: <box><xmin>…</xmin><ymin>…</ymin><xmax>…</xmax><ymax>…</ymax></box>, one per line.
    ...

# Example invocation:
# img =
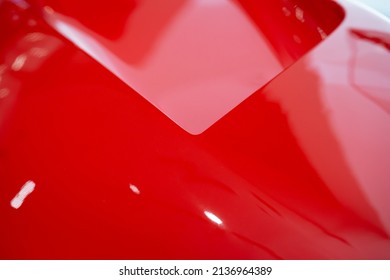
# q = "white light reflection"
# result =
<box><xmin>10</xmin><ymin>180</ymin><xmax>36</xmax><ymax>209</ymax></box>
<box><xmin>317</xmin><ymin>27</ymin><xmax>327</xmax><ymax>40</ymax></box>
<box><xmin>295</xmin><ymin>7</ymin><xmax>305</xmax><ymax>23</ymax></box>
<box><xmin>129</xmin><ymin>184</ymin><xmax>140</xmax><ymax>195</ymax></box>
<box><xmin>204</xmin><ymin>211</ymin><xmax>223</xmax><ymax>225</ymax></box>
<box><xmin>11</xmin><ymin>54</ymin><xmax>27</xmax><ymax>71</ymax></box>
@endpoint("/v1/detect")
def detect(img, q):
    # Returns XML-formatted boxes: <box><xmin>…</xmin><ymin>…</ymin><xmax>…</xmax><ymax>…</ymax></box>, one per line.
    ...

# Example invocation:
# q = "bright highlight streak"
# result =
<box><xmin>11</xmin><ymin>54</ymin><xmax>27</xmax><ymax>71</ymax></box>
<box><xmin>204</xmin><ymin>211</ymin><xmax>223</xmax><ymax>225</ymax></box>
<box><xmin>129</xmin><ymin>184</ymin><xmax>140</xmax><ymax>195</ymax></box>
<box><xmin>10</xmin><ymin>181</ymin><xmax>36</xmax><ymax>209</ymax></box>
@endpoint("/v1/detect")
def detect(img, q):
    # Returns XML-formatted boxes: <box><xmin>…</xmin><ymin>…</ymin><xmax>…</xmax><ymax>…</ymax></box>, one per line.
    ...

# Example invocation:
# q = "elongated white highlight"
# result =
<box><xmin>204</xmin><ymin>211</ymin><xmax>223</xmax><ymax>225</ymax></box>
<box><xmin>129</xmin><ymin>184</ymin><xmax>140</xmax><ymax>195</ymax></box>
<box><xmin>11</xmin><ymin>54</ymin><xmax>27</xmax><ymax>72</ymax></box>
<box><xmin>10</xmin><ymin>180</ymin><xmax>36</xmax><ymax>209</ymax></box>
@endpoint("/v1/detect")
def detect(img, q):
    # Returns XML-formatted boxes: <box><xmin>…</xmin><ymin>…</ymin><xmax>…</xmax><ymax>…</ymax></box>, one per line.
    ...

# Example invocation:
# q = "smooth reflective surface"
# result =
<box><xmin>350</xmin><ymin>0</ymin><xmax>390</xmax><ymax>18</ymax></box>
<box><xmin>41</xmin><ymin>0</ymin><xmax>344</xmax><ymax>134</ymax></box>
<box><xmin>0</xmin><ymin>0</ymin><xmax>389</xmax><ymax>259</ymax></box>
<box><xmin>10</xmin><ymin>180</ymin><xmax>35</xmax><ymax>209</ymax></box>
<box><xmin>349</xmin><ymin>29</ymin><xmax>390</xmax><ymax>114</ymax></box>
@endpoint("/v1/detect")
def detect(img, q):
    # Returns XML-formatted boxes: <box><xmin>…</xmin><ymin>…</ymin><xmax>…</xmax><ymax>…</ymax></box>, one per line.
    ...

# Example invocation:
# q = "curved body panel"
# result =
<box><xmin>0</xmin><ymin>0</ymin><xmax>389</xmax><ymax>259</ymax></box>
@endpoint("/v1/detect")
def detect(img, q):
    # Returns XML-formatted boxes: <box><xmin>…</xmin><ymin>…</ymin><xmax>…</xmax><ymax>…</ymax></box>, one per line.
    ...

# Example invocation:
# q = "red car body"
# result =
<box><xmin>0</xmin><ymin>0</ymin><xmax>389</xmax><ymax>259</ymax></box>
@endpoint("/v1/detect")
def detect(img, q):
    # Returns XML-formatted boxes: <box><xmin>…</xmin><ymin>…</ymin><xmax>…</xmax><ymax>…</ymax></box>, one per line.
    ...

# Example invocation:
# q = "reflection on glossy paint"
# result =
<box><xmin>43</xmin><ymin>6</ymin><xmax>54</xmax><ymax>15</ymax></box>
<box><xmin>43</xmin><ymin>0</ymin><xmax>344</xmax><ymax>134</ymax></box>
<box><xmin>295</xmin><ymin>6</ymin><xmax>305</xmax><ymax>22</ymax></box>
<box><xmin>204</xmin><ymin>211</ymin><xmax>223</xmax><ymax>225</ymax></box>
<box><xmin>44</xmin><ymin>0</ymin><xmax>284</xmax><ymax>134</ymax></box>
<box><xmin>129</xmin><ymin>184</ymin><xmax>140</xmax><ymax>195</ymax></box>
<box><xmin>0</xmin><ymin>67</ymin><xmax>4</xmax><ymax>86</ymax></box>
<box><xmin>0</xmin><ymin>0</ymin><xmax>389</xmax><ymax>259</ymax></box>
<box><xmin>25</xmin><ymin>32</ymin><xmax>45</xmax><ymax>43</ymax></box>
<box><xmin>30</xmin><ymin>47</ymin><xmax>49</xmax><ymax>58</ymax></box>
<box><xmin>6</xmin><ymin>33</ymin><xmax>62</xmax><ymax>73</ymax></box>
<box><xmin>10</xmin><ymin>180</ymin><xmax>36</xmax><ymax>209</ymax></box>
<box><xmin>0</xmin><ymin>65</ymin><xmax>6</xmax><ymax>74</ymax></box>
<box><xmin>317</xmin><ymin>27</ymin><xmax>327</xmax><ymax>39</ymax></box>
<box><xmin>232</xmin><ymin>232</ymin><xmax>283</xmax><ymax>259</ymax></box>
<box><xmin>349</xmin><ymin>29</ymin><xmax>390</xmax><ymax>114</ymax></box>
<box><xmin>0</xmin><ymin>88</ymin><xmax>9</xmax><ymax>99</ymax></box>
<box><xmin>282</xmin><ymin>6</ymin><xmax>292</xmax><ymax>17</ymax></box>
<box><xmin>293</xmin><ymin>35</ymin><xmax>302</xmax><ymax>44</ymax></box>
<box><xmin>11</xmin><ymin>54</ymin><xmax>27</xmax><ymax>71</ymax></box>
<box><xmin>12</xmin><ymin>0</ymin><xmax>29</xmax><ymax>10</ymax></box>
<box><xmin>350</xmin><ymin>0</ymin><xmax>390</xmax><ymax>19</ymax></box>
<box><xmin>28</xmin><ymin>19</ymin><xmax>37</xmax><ymax>27</ymax></box>
<box><xmin>268</xmin><ymin>2</ymin><xmax>390</xmax><ymax>234</ymax></box>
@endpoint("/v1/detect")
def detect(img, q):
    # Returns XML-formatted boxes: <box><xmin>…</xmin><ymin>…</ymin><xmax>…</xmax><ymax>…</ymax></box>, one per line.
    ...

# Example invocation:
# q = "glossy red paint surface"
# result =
<box><xmin>40</xmin><ymin>0</ymin><xmax>345</xmax><ymax>134</ymax></box>
<box><xmin>0</xmin><ymin>0</ymin><xmax>390</xmax><ymax>259</ymax></box>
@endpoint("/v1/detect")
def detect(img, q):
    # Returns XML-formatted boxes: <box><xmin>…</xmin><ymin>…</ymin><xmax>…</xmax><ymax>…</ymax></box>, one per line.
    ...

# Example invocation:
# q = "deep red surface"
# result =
<box><xmin>0</xmin><ymin>0</ymin><xmax>390</xmax><ymax>259</ymax></box>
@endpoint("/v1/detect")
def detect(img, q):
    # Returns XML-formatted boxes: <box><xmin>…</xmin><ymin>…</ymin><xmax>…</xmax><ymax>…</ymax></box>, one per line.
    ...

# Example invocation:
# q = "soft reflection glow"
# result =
<box><xmin>0</xmin><ymin>64</ymin><xmax>6</xmax><ymax>74</ymax></box>
<box><xmin>46</xmin><ymin>0</ymin><xmax>285</xmax><ymax>134</ymax></box>
<box><xmin>317</xmin><ymin>27</ymin><xmax>327</xmax><ymax>40</ymax></box>
<box><xmin>282</xmin><ymin>6</ymin><xmax>292</xmax><ymax>17</ymax></box>
<box><xmin>204</xmin><ymin>211</ymin><xmax>223</xmax><ymax>225</ymax></box>
<box><xmin>293</xmin><ymin>35</ymin><xmax>302</xmax><ymax>44</ymax></box>
<box><xmin>44</xmin><ymin>6</ymin><xmax>54</xmax><ymax>15</ymax></box>
<box><xmin>0</xmin><ymin>88</ymin><xmax>10</xmax><ymax>99</ymax></box>
<box><xmin>11</xmin><ymin>54</ymin><xmax>27</xmax><ymax>71</ymax></box>
<box><xmin>13</xmin><ymin>0</ymin><xmax>29</xmax><ymax>10</ymax></box>
<box><xmin>28</xmin><ymin>19</ymin><xmax>37</xmax><ymax>27</ymax></box>
<box><xmin>129</xmin><ymin>184</ymin><xmax>140</xmax><ymax>195</ymax></box>
<box><xmin>350</xmin><ymin>0</ymin><xmax>390</xmax><ymax>19</ymax></box>
<box><xmin>30</xmin><ymin>47</ymin><xmax>49</xmax><ymax>58</ymax></box>
<box><xmin>25</xmin><ymin>32</ymin><xmax>45</xmax><ymax>43</ymax></box>
<box><xmin>295</xmin><ymin>7</ymin><xmax>305</xmax><ymax>22</ymax></box>
<box><xmin>198</xmin><ymin>0</ymin><xmax>225</xmax><ymax>6</ymax></box>
<box><xmin>10</xmin><ymin>180</ymin><xmax>36</xmax><ymax>209</ymax></box>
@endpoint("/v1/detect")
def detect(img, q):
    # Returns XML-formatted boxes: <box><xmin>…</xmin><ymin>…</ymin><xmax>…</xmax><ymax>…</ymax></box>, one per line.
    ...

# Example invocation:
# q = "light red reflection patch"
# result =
<box><xmin>45</xmin><ymin>0</ymin><xmax>283</xmax><ymax>134</ymax></box>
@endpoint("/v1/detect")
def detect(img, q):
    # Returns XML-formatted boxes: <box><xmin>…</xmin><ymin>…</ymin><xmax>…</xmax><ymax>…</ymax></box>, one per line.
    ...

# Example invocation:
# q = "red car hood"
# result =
<box><xmin>0</xmin><ymin>0</ymin><xmax>389</xmax><ymax>259</ymax></box>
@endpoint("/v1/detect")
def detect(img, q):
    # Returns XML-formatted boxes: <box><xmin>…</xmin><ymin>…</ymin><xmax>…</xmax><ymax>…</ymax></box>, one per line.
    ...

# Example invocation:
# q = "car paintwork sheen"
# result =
<box><xmin>39</xmin><ymin>0</ymin><xmax>345</xmax><ymax>135</ymax></box>
<box><xmin>0</xmin><ymin>0</ymin><xmax>389</xmax><ymax>259</ymax></box>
